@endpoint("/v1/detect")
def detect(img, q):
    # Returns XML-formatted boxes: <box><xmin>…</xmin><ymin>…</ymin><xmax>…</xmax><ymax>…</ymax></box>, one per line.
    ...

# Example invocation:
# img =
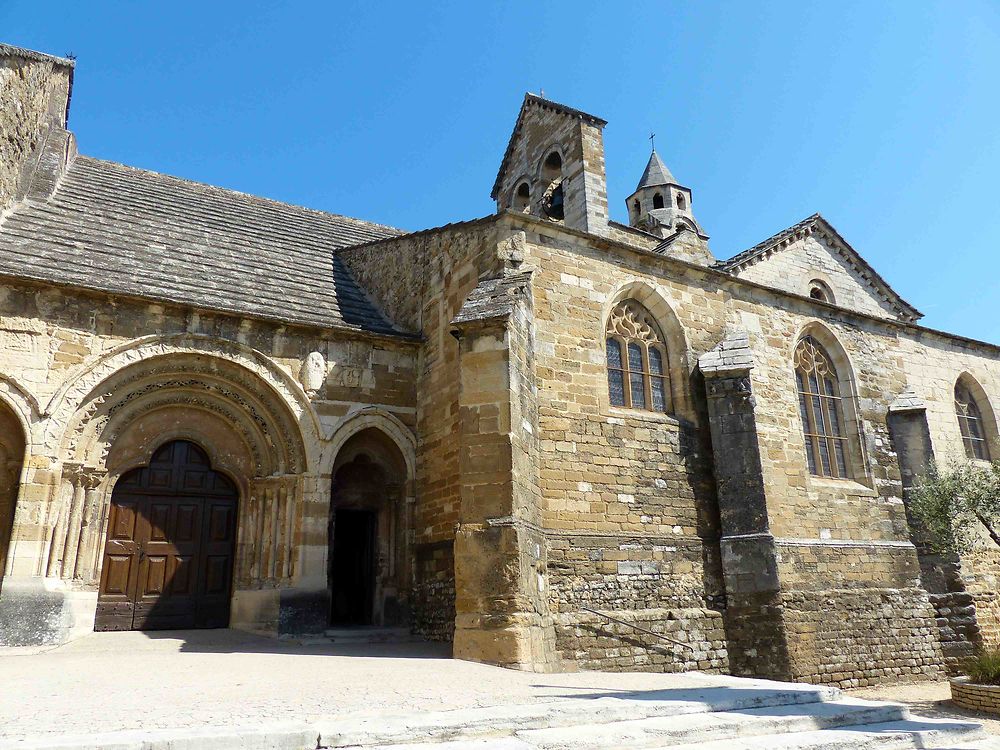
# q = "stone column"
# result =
<box><xmin>699</xmin><ymin>330</ymin><xmax>791</xmax><ymax>679</ymax></box>
<box><xmin>888</xmin><ymin>386</ymin><xmax>982</xmax><ymax>670</ymax></box>
<box><xmin>450</xmin><ymin>273</ymin><xmax>557</xmax><ymax>671</ymax></box>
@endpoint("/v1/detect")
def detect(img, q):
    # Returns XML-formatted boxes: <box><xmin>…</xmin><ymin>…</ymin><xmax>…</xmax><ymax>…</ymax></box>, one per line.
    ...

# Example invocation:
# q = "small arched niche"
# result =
<box><xmin>808</xmin><ymin>279</ymin><xmax>835</xmax><ymax>304</ymax></box>
<box><xmin>0</xmin><ymin>398</ymin><xmax>26</xmax><ymax>588</ymax></box>
<box><xmin>329</xmin><ymin>427</ymin><xmax>410</xmax><ymax>628</ymax></box>
<box><xmin>512</xmin><ymin>182</ymin><xmax>530</xmax><ymax>213</ymax></box>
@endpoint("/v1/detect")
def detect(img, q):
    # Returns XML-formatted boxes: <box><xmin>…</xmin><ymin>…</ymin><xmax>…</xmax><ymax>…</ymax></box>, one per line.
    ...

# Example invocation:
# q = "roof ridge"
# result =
<box><xmin>0</xmin><ymin>43</ymin><xmax>75</xmax><ymax>68</ymax></box>
<box><xmin>73</xmin><ymin>156</ymin><xmax>407</xmax><ymax>237</ymax></box>
<box><xmin>716</xmin><ymin>213</ymin><xmax>921</xmax><ymax>321</ymax></box>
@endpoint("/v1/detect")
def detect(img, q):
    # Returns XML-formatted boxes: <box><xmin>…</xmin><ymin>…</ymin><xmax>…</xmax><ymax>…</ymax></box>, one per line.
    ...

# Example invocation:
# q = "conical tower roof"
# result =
<box><xmin>636</xmin><ymin>149</ymin><xmax>676</xmax><ymax>190</ymax></box>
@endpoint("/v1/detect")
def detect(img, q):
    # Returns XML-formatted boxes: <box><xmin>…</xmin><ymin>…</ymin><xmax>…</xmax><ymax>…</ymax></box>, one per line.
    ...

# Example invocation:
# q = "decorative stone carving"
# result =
<box><xmin>496</xmin><ymin>231</ymin><xmax>526</xmax><ymax>267</ymax></box>
<box><xmin>299</xmin><ymin>352</ymin><xmax>326</xmax><ymax>396</ymax></box>
<box><xmin>606</xmin><ymin>300</ymin><xmax>663</xmax><ymax>344</ymax></box>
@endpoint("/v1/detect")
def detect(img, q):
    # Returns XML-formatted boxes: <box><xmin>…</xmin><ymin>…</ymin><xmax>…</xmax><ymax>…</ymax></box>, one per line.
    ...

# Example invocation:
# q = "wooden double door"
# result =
<box><xmin>95</xmin><ymin>441</ymin><xmax>238</xmax><ymax>631</ymax></box>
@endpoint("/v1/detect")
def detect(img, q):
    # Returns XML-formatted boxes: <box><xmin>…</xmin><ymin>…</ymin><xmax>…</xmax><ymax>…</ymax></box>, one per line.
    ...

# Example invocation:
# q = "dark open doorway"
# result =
<box><xmin>330</xmin><ymin>508</ymin><xmax>377</xmax><ymax>625</ymax></box>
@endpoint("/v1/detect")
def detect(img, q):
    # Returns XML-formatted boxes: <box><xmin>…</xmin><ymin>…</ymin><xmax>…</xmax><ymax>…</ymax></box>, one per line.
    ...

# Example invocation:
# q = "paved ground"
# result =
<box><xmin>0</xmin><ymin>629</ymin><xmax>747</xmax><ymax>740</ymax></box>
<box><xmin>850</xmin><ymin>680</ymin><xmax>1000</xmax><ymax>736</ymax></box>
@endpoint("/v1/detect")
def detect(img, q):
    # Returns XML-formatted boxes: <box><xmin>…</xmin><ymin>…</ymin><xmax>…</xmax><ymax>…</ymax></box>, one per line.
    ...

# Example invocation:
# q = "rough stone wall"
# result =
<box><xmin>340</xmin><ymin>224</ymin><xmax>504</xmax><ymax>546</ymax></box>
<box><xmin>0</xmin><ymin>47</ymin><xmax>73</xmax><ymax>215</ymax></box>
<box><xmin>731</xmin><ymin>233</ymin><xmax>902</xmax><ymax>320</ymax></box>
<box><xmin>412</xmin><ymin>541</ymin><xmax>455</xmax><ymax>641</ymax></box>
<box><xmin>895</xmin><ymin>333</ymin><xmax>1000</xmax><ymax>654</ymax></box>
<box><xmin>514</xmin><ymin>217</ymin><xmax>726</xmax><ymax>673</ymax></box>
<box><xmin>781</xmin><ymin>588</ymin><xmax>943</xmax><ymax>686</ymax></box>
<box><xmin>511</xmin><ymin>212</ymin><xmax>991</xmax><ymax>681</ymax></box>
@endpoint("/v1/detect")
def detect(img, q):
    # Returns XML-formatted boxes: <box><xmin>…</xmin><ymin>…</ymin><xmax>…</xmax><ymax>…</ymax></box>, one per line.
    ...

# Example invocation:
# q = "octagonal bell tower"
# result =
<box><xmin>626</xmin><ymin>149</ymin><xmax>713</xmax><ymax>265</ymax></box>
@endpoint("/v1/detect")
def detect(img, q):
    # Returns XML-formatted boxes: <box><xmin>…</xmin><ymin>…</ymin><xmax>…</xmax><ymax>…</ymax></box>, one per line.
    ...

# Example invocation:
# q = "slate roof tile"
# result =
<box><xmin>0</xmin><ymin>156</ymin><xmax>407</xmax><ymax>335</ymax></box>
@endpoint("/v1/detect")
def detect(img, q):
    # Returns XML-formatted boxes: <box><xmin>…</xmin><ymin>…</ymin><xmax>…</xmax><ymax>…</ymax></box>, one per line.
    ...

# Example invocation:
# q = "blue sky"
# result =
<box><xmin>4</xmin><ymin>2</ymin><xmax>1000</xmax><ymax>341</ymax></box>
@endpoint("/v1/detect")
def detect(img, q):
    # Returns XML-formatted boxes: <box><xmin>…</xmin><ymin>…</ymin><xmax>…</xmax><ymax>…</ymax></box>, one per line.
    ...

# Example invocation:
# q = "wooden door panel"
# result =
<box><xmin>207</xmin><ymin>504</ymin><xmax>233</xmax><ymax>542</ymax></box>
<box><xmin>175</xmin><ymin>504</ymin><xmax>198</xmax><ymax>543</ymax></box>
<box><xmin>108</xmin><ymin>499</ymin><xmax>138</xmax><ymax>541</ymax></box>
<box><xmin>169</xmin><ymin>555</ymin><xmax>195</xmax><ymax>595</ymax></box>
<box><xmin>97</xmin><ymin>441</ymin><xmax>237</xmax><ymax>633</ymax></box>
<box><xmin>101</xmin><ymin>554</ymin><xmax>134</xmax><ymax>596</ymax></box>
<box><xmin>147</xmin><ymin>502</ymin><xmax>171</xmax><ymax>542</ymax></box>
<box><xmin>141</xmin><ymin>555</ymin><xmax>167</xmax><ymax>596</ymax></box>
<box><xmin>202</xmin><ymin>555</ymin><xmax>231</xmax><ymax>595</ymax></box>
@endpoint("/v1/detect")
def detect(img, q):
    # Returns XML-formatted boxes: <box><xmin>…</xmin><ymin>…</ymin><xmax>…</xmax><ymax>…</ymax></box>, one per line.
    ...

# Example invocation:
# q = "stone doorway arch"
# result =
<box><xmin>0</xmin><ymin>397</ymin><xmax>26</xmax><ymax>593</ymax></box>
<box><xmin>329</xmin><ymin>427</ymin><xmax>411</xmax><ymax>627</ymax></box>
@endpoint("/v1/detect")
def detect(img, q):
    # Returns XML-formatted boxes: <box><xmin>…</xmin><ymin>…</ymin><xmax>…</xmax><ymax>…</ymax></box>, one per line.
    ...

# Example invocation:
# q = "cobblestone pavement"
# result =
<box><xmin>0</xmin><ymin>629</ymin><xmax>741</xmax><ymax>740</ymax></box>
<box><xmin>850</xmin><ymin>680</ymin><xmax>1000</xmax><ymax>735</ymax></box>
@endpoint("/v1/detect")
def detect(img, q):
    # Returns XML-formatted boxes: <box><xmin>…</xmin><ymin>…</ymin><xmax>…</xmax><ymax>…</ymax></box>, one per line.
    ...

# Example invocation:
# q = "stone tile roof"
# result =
<box><xmin>451</xmin><ymin>271</ymin><xmax>533</xmax><ymax>327</ymax></box>
<box><xmin>635</xmin><ymin>150</ymin><xmax>677</xmax><ymax>190</ymax></box>
<box><xmin>716</xmin><ymin>213</ymin><xmax>922</xmax><ymax>322</ymax></box>
<box><xmin>0</xmin><ymin>156</ymin><xmax>408</xmax><ymax>334</ymax></box>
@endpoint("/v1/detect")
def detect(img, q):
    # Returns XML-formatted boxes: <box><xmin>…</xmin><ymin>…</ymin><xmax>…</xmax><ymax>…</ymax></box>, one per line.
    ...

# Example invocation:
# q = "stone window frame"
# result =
<box><xmin>807</xmin><ymin>279</ymin><xmax>835</xmax><ymax>304</ymax></box>
<box><xmin>605</xmin><ymin>301</ymin><xmax>670</xmax><ymax>413</ymax></box>
<box><xmin>954</xmin><ymin>373</ymin><xmax>998</xmax><ymax>463</ymax></box>
<box><xmin>600</xmin><ymin>281</ymin><xmax>693</xmax><ymax>423</ymax></box>
<box><xmin>537</xmin><ymin>147</ymin><xmax>566</xmax><ymax>223</ymax></box>
<box><xmin>792</xmin><ymin>323</ymin><xmax>872</xmax><ymax>489</ymax></box>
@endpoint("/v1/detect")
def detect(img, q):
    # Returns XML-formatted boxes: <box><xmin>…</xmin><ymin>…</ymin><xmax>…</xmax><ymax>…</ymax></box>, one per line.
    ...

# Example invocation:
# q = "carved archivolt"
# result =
<box><xmin>56</xmin><ymin>353</ymin><xmax>309</xmax><ymax>478</ymax></box>
<box><xmin>43</xmin><ymin>334</ymin><xmax>320</xmax><ymax>460</ymax></box>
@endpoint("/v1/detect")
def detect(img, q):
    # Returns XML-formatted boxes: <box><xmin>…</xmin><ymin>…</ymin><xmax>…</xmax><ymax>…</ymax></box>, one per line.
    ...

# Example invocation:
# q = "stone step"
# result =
<box><xmin>353</xmin><ymin>715</ymin><xmax>985</xmax><ymax>750</ymax></box>
<box><xmin>518</xmin><ymin>698</ymin><xmax>909</xmax><ymax>749</ymax></box>
<box><xmin>656</xmin><ymin>717</ymin><xmax>985</xmax><ymax>750</ymax></box>
<box><xmin>318</xmin><ymin>682</ymin><xmax>840</xmax><ymax>747</ymax></box>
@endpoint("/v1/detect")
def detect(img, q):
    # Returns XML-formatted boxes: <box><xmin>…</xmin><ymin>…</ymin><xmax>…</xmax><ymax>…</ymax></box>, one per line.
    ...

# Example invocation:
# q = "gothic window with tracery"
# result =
<box><xmin>956</xmin><ymin>381</ymin><xmax>991</xmax><ymax>461</ymax></box>
<box><xmin>794</xmin><ymin>336</ymin><xmax>851</xmax><ymax>478</ymax></box>
<box><xmin>606</xmin><ymin>300</ymin><xmax>669</xmax><ymax>413</ymax></box>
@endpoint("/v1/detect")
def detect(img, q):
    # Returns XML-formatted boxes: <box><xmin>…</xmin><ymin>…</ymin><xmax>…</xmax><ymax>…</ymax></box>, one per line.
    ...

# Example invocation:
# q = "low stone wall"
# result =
<box><xmin>554</xmin><ymin>607</ymin><xmax>729</xmax><ymax>673</ymax></box>
<box><xmin>411</xmin><ymin>541</ymin><xmax>455</xmax><ymax>641</ymax></box>
<box><xmin>951</xmin><ymin>677</ymin><xmax>1000</xmax><ymax>715</ymax></box>
<box><xmin>929</xmin><ymin>591</ymin><xmax>981</xmax><ymax>673</ymax></box>
<box><xmin>782</xmin><ymin>588</ymin><xmax>944</xmax><ymax>687</ymax></box>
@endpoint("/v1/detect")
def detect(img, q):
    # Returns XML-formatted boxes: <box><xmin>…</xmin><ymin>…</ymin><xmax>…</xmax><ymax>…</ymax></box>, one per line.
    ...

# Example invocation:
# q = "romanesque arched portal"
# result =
<box><xmin>329</xmin><ymin>426</ymin><xmax>411</xmax><ymax>627</ymax></box>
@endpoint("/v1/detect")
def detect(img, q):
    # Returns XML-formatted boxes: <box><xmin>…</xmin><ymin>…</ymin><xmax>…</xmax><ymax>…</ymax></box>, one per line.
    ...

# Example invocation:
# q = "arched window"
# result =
<box><xmin>540</xmin><ymin>151</ymin><xmax>564</xmax><ymax>221</ymax></box>
<box><xmin>542</xmin><ymin>151</ymin><xmax>562</xmax><ymax>182</ymax></box>
<box><xmin>632</xmin><ymin>199</ymin><xmax>641</xmax><ymax>217</ymax></box>
<box><xmin>676</xmin><ymin>192</ymin><xmax>686</xmax><ymax>210</ymax></box>
<box><xmin>808</xmin><ymin>279</ymin><xmax>834</xmax><ymax>304</ymax></box>
<box><xmin>652</xmin><ymin>193</ymin><xmax>665</xmax><ymax>209</ymax></box>
<box><xmin>794</xmin><ymin>336</ymin><xmax>851</xmax><ymax>478</ymax></box>
<box><xmin>606</xmin><ymin>300</ymin><xmax>669</xmax><ymax>413</ymax></box>
<box><xmin>955</xmin><ymin>381</ymin><xmax>991</xmax><ymax>461</ymax></box>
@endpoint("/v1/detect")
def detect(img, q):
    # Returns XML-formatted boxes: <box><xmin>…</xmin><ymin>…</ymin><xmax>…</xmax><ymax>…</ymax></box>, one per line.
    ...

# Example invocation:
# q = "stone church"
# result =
<box><xmin>1</xmin><ymin>42</ymin><xmax>997</xmax><ymax>687</ymax></box>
